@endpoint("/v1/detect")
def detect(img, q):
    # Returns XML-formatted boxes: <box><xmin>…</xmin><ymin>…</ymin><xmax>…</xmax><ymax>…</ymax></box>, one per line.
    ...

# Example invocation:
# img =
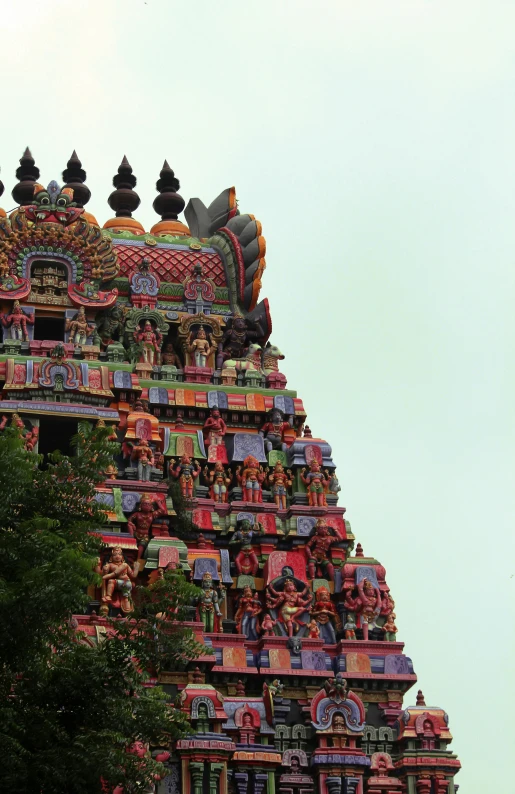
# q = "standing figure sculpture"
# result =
<box><xmin>268</xmin><ymin>461</ymin><xmax>292</xmax><ymax>510</ymax></box>
<box><xmin>266</xmin><ymin>578</ymin><xmax>312</xmax><ymax>637</ymax></box>
<box><xmin>130</xmin><ymin>437</ymin><xmax>155</xmax><ymax>481</ymax></box>
<box><xmin>127</xmin><ymin>494</ymin><xmax>167</xmax><ymax>561</ymax></box>
<box><xmin>216</xmin><ymin>313</ymin><xmax>263</xmax><ymax>369</ymax></box>
<box><xmin>1</xmin><ymin>300</ymin><xmax>34</xmax><ymax>341</ymax></box>
<box><xmin>234</xmin><ymin>585</ymin><xmax>262</xmax><ymax>639</ymax></box>
<box><xmin>382</xmin><ymin>613</ymin><xmax>398</xmax><ymax>641</ymax></box>
<box><xmin>300</xmin><ymin>459</ymin><xmax>329</xmax><ymax>507</ymax></box>
<box><xmin>310</xmin><ymin>585</ymin><xmax>342</xmax><ymax>644</ymax></box>
<box><xmin>344</xmin><ymin>577</ymin><xmax>382</xmax><ymax>640</ymax></box>
<box><xmin>170</xmin><ymin>454</ymin><xmax>201</xmax><ymax>499</ymax></box>
<box><xmin>229</xmin><ymin>518</ymin><xmax>264</xmax><ymax>576</ymax></box>
<box><xmin>134</xmin><ymin>320</ymin><xmax>162</xmax><ymax>366</ymax></box>
<box><xmin>65</xmin><ymin>306</ymin><xmax>95</xmax><ymax>346</ymax></box>
<box><xmin>161</xmin><ymin>341</ymin><xmax>182</xmax><ymax>367</ymax></box>
<box><xmin>305</xmin><ymin>519</ymin><xmax>342</xmax><ymax>581</ymax></box>
<box><xmin>188</xmin><ymin>325</ymin><xmax>212</xmax><ymax>367</ymax></box>
<box><xmin>96</xmin><ymin>546</ymin><xmax>137</xmax><ymax>614</ymax></box>
<box><xmin>202</xmin><ymin>408</ymin><xmax>227</xmax><ymax>451</ymax></box>
<box><xmin>196</xmin><ymin>571</ymin><xmax>224</xmax><ymax>633</ymax></box>
<box><xmin>203</xmin><ymin>461</ymin><xmax>232</xmax><ymax>503</ymax></box>
<box><xmin>236</xmin><ymin>455</ymin><xmax>265</xmax><ymax>504</ymax></box>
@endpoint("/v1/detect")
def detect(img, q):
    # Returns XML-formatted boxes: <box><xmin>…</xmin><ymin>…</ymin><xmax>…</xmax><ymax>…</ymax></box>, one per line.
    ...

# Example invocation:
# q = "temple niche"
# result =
<box><xmin>0</xmin><ymin>150</ymin><xmax>461</xmax><ymax>794</ymax></box>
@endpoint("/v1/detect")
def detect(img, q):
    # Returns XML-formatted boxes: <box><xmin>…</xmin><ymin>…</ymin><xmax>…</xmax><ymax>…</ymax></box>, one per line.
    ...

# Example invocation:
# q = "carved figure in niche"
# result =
<box><xmin>239</xmin><ymin>711</ymin><xmax>256</xmax><ymax>745</ymax></box>
<box><xmin>310</xmin><ymin>585</ymin><xmax>341</xmax><ymax>644</ymax></box>
<box><xmin>261</xmin><ymin>613</ymin><xmax>277</xmax><ymax>636</ymax></box>
<box><xmin>307</xmin><ymin>619</ymin><xmax>320</xmax><ymax>638</ymax></box>
<box><xmin>381</xmin><ymin>590</ymin><xmax>396</xmax><ymax>617</ymax></box>
<box><xmin>234</xmin><ymin>585</ymin><xmax>262</xmax><ymax>639</ymax></box>
<box><xmin>236</xmin><ymin>455</ymin><xmax>265</xmax><ymax>504</ymax></box>
<box><xmin>96</xmin><ymin>304</ymin><xmax>127</xmax><ymax>349</ymax></box>
<box><xmin>266</xmin><ymin>578</ymin><xmax>312</xmax><ymax>637</ymax></box>
<box><xmin>195</xmin><ymin>571</ymin><xmax>224</xmax><ymax>632</ymax></box>
<box><xmin>344</xmin><ymin>615</ymin><xmax>357</xmax><ymax>640</ymax></box>
<box><xmin>267</xmin><ymin>461</ymin><xmax>292</xmax><ymax>510</ymax></box>
<box><xmin>130</xmin><ymin>437</ymin><xmax>154</xmax><ymax>481</ymax></box>
<box><xmin>202</xmin><ymin>408</ymin><xmax>226</xmax><ymax>450</ymax></box>
<box><xmin>187</xmin><ymin>325</ymin><xmax>213</xmax><ymax>367</ymax></box>
<box><xmin>324</xmin><ymin>672</ymin><xmax>348</xmax><ymax>701</ymax></box>
<box><xmin>1</xmin><ymin>300</ymin><xmax>34</xmax><ymax>341</ymax></box>
<box><xmin>127</xmin><ymin>494</ymin><xmax>167</xmax><ymax>560</ymax></box>
<box><xmin>203</xmin><ymin>461</ymin><xmax>232</xmax><ymax>503</ymax></box>
<box><xmin>96</xmin><ymin>546</ymin><xmax>137</xmax><ymax>614</ymax></box>
<box><xmin>326</xmin><ymin>468</ymin><xmax>341</xmax><ymax>495</ymax></box>
<box><xmin>259</xmin><ymin>408</ymin><xmax>293</xmax><ymax>453</ymax></box>
<box><xmin>170</xmin><ymin>454</ymin><xmax>201</xmax><ymax>499</ymax></box>
<box><xmin>134</xmin><ymin>320</ymin><xmax>162</xmax><ymax>366</ymax></box>
<box><xmin>382</xmin><ymin>613</ymin><xmax>398</xmax><ymax>641</ymax></box>
<box><xmin>65</xmin><ymin>306</ymin><xmax>95</xmax><ymax>346</ymax></box>
<box><xmin>161</xmin><ymin>341</ymin><xmax>182</xmax><ymax>367</ymax></box>
<box><xmin>229</xmin><ymin>518</ymin><xmax>264</xmax><ymax>575</ymax></box>
<box><xmin>344</xmin><ymin>577</ymin><xmax>382</xmax><ymax>640</ymax></box>
<box><xmin>306</xmin><ymin>519</ymin><xmax>342</xmax><ymax>581</ymax></box>
<box><xmin>216</xmin><ymin>313</ymin><xmax>263</xmax><ymax>369</ymax></box>
<box><xmin>300</xmin><ymin>459</ymin><xmax>329</xmax><ymax>507</ymax></box>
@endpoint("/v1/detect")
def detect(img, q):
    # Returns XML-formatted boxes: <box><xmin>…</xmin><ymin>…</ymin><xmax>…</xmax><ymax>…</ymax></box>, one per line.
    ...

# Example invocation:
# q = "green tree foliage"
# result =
<box><xmin>0</xmin><ymin>423</ymin><xmax>204</xmax><ymax>794</ymax></box>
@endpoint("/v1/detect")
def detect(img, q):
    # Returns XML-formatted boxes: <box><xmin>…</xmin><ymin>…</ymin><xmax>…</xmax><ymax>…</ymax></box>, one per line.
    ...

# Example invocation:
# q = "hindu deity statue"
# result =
<box><xmin>127</xmin><ymin>494</ymin><xmax>167</xmax><ymax>560</ymax></box>
<box><xmin>216</xmin><ymin>313</ymin><xmax>263</xmax><ymax>369</ymax></box>
<box><xmin>170</xmin><ymin>454</ymin><xmax>201</xmax><ymax>499</ymax></box>
<box><xmin>344</xmin><ymin>577</ymin><xmax>382</xmax><ymax>640</ymax></box>
<box><xmin>300</xmin><ymin>459</ymin><xmax>329</xmax><ymax>507</ymax></box>
<box><xmin>382</xmin><ymin>613</ymin><xmax>398</xmax><ymax>641</ymax></box>
<box><xmin>187</xmin><ymin>325</ymin><xmax>212</xmax><ymax>367</ymax></box>
<box><xmin>96</xmin><ymin>304</ymin><xmax>127</xmax><ymax>349</ymax></box>
<box><xmin>202</xmin><ymin>408</ymin><xmax>227</xmax><ymax>451</ymax></box>
<box><xmin>96</xmin><ymin>546</ymin><xmax>137</xmax><ymax>614</ymax></box>
<box><xmin>267</xmin><ymin>461</ymin><xmax>292</xmax><ymax>510</ymax></box>
<box><xmin>161</xmin><ymin>341</ymin><xmax>182</xmax><ymax>367</ymax></box>
<box><xmin>261</xmin><ymin>613</ymin><xmax>277</xmax><ymax>636</ymax></box>
<box><xmin>203</xmin><ymin>461</ymin><xmax>232</xmax><ymax>503</ymax></box>
<box><xmin>195</xmin><ymin>571</ymin><xmax>224</xmax><ymax>633</ymax></box>
<box><xmin>130</xmin><ymin>437</ymin><xmax>155</xmax><ymax>481</ymax></box>
<box><xmin>307</xmin><ymin>619</ymin><xmax>321</xmax><ymax>638</ymax></box>
<box><xmin>133</xmin><ymin>320</ymin><xmax>162</xmax><ymax>366</ymax></box>
<box><xmin>234</xmin><ymin>585</ymin><xmax>262</xmax><ymax>639</ymax></box>
<box><xmin>229</xmin><ymin>518</ymin><xmax>264</xmax><ymax>576</ymax></box>
<box><xmin>65</xmin><ymin>306</ymin><xmax>95</xmax><ymax>346</ymax></box>
<box><xmin>236</xmin><ymin>455</ymin><xmax>266</xmax><ymax>503</ymax></box>
<box><xmin>266</xmin><ymin>578</ymin><xmax>313</xmax><ymax>637</ymax></box>
<box><xmin>344</xmin><ymin>615</ymin><xmax>357</xmax><ymax>640</ymax></box>
<box><xmin>1</xmin><ymin>300</ymin><xmax>34</xmax><ymax>341</ymax></box>
<box><xmin>259</xmin><ymin>407</ymin><xmax>292</xmax><ymax>453</ymax></box>
<box><xmin>310</xmin><ymin>585</ymin><xmax>342</xmax><ymax>644</ymax></box>
<box><xmin>305</xmin><ymin>519</ymin><xmax>342</xmax><ymax>581</ymax></box>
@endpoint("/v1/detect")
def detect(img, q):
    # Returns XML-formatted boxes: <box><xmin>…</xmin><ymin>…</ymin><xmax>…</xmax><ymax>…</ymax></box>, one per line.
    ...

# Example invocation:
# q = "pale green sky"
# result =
<box><xmin>1</xmin><ymin>1</ymin><xmax>514</xmax><ymax>790</ymax></box>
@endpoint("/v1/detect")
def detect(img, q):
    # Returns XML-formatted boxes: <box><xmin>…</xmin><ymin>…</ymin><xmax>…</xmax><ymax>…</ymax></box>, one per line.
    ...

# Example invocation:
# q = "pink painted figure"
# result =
<box><xmin>65</xmin><ymin>306</ymin><xmax>95</xmax><ymax>346</ymax></box>
<box><xmin>202</xmin><ymin>408</ymin><xmax>227</xmax><ymax>450</ymax></box>
<box><xmin>236</xmin><ymin>454</ymin><xmax>265</xmax><ymax>503</ymax></box>
<box><xmin>127</xmin><ymin>494</ymin><xmax>166</xmax><ymax>560</ymax></box>
<box><xmin>307</xmin><ymin>619</ymin><xmax>321</xmax><ymax>638</ymax></box>
<box><xmin>300</xmin><ymin>459</ymin><xmax>329</xmax><ymax>507</ymax></box>
<box><xmin>1</xmin><ymin>300</ymin><xmax>34</xmax><ymax>341</ymax></box>
<box><xmin>266</xmin><ymin>578</ymin><xmax>312</xmax><ymax>637</ymax></box>
<box><xmin>96</xmin><ymin>546</ymin><xmax>137</xmax><ymax>614</ymax></box>
<box><xmin>382</xmin><ymin>613</ymin><xmax>398</xmax><ymax>641</ymax></box>
<box><xmin>344</xmin><ymin>577</ymin><xmax>382</xmax><ymax>640</ymax></box>
<box><xmin>261</xmin><ymin>613</ymin><xmax>277</xmax><ymax>637</ymax></box>
<box><xmin>170</xmin><ymin>454</ymin><xmax>201</xmax><ymax>499</ymax></box>
<box><xmin>134</xmin><ymin>320</ymin><xmax>162</xmax><ymax>365</ymax></box>
<box><xmin>130</xmin><ymin>437</ymin><xmax>155</xmax><ymax>481</ymax></box>
<box><xmin>267</xmin><ymin>461</ymin><xmax>292</xmax><ymax>510</ymax></box>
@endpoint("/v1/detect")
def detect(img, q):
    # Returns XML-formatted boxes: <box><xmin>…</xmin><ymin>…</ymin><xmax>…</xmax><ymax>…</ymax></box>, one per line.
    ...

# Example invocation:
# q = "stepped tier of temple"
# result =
<box><xmin>0</xmin><ymin>150</ymin><xmax>460</xmax><ymax>794</ymax></box>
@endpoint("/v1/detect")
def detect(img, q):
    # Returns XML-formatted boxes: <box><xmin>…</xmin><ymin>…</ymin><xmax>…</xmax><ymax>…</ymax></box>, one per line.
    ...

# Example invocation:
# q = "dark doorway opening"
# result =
<box><xmin>38</xmin><ymin>416</ymin><xmax>78</xmax><ymax>463</ymax></box>
<box><xmin>33</xmin><ymin>315</ymin><xmax>65</xmax><ymax>342</ymax></box>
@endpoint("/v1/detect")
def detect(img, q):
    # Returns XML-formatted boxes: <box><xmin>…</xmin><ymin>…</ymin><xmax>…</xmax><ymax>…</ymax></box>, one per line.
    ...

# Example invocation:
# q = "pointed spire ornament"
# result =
<box><xmin>103</xmin><ymin>156</ymin><xmax>144</xmax><ymax>234</ymax></box>
<box><xmin>416</xmin><ymin>690</ymin><xmax>426</xmax><ymax>706</ymax></box>
<box><xmin>62</xmin><ymin>150</ymin><xmax>91</xmax><ymax>208</ymax></box>
<box><xmin>150</xmin><ymin>160</ymin><xmax>190</xmax><ymax>237</ymax></box>
<box><xmin>12</xmin><ymin>147</ymin><xmax>40</xmax><ymax>206</ymax></box>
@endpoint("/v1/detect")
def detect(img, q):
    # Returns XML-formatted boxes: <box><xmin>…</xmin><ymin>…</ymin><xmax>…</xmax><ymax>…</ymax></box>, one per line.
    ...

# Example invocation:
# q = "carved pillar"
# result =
<box><xmin>209</xmin><ymin>763</ymin><xmax>224</xmax><ymax>794</ymax></box>
<box><xmin>416</xmin><ymin>778</ymin><xmax>432</xmax><ymax>794</ymax></box>
<box><xmin>234</xmin><ymin>771</ymin><xmax>249</xmax><ymax>794</ymax></box>
<box><xmin>190</xmin><ymin>761</ymin><xmax>205</xmax><ymax>794</ymax></box>
<box><xmin>326</xmin><ymin>776</ymin><xmax>342</xmax><ymax>794</ymax></box>
<box><xmin>343</xmin><ymin>778</ymin><xmax>360</xmax><ymax>794</ymax></box>
<box><xmin>254</xmin><ymin>772</ymin><xmax>268</xmax><ymax>794</ymax></box>
<box><xmin>434</xmin><ymin>778</ymin><xmax>450</xmax><ymax>794</ymax></box>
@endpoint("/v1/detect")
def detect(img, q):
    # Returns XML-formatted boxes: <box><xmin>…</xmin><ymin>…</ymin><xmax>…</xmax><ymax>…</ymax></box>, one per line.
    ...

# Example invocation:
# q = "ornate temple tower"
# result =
<box><xmin>0</xmin><ymin>152</ymin><xmax>460</xmax><ymax>794</ymax></box>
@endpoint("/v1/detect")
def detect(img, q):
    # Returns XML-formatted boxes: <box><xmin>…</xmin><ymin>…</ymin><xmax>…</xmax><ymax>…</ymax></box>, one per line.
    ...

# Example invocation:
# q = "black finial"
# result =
<box><xmin>108</xmin><ymin>156</ymin><xmax>140</xmax><ymax>218</ymax></box>
<box><xmin>12</xmin><ymin>147</ymin><xmax>40</xmax><ymax>206</ymax></box>
<box><xmin>62</xmin><ymin>150</ymin><xmax>91</xmax><ymax>208</ymax></box>
<box><xmin>153</xmin><ymin>160</ymin><xmax>185</xmax><ymax>220</ymax></box>
<box><xmin>0</xmin><ymin>169</ymin><xmax>4</xmax><ymax>201</ymax></box>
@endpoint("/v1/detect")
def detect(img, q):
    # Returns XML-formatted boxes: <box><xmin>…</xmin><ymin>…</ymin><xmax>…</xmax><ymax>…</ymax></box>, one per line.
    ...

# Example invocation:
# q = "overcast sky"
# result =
<box><xmin>1</xmin><ymin>2</ymin><xmax>514</xmax><ymax>790</ymax></box>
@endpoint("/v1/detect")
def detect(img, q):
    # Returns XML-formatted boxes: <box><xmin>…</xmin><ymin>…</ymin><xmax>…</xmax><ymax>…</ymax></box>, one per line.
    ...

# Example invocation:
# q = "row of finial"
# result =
<box><xmin>0</xmin><ymin>148</ymin><xmax>186</xmax><ymax>232</ymax></box>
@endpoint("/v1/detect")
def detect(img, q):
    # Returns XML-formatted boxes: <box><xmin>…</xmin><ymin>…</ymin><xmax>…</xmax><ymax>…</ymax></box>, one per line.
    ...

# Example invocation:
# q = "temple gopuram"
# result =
<box><xmin>0</xmin><ymin>149</ymin><xmax>461</xmax><ymax>794</ymax></box>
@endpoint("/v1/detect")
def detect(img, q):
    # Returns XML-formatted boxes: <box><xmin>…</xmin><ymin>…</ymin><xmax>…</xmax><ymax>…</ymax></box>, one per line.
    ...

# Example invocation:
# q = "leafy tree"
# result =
<box><xmin>0</xmin><ymin>422</ymin><xmax>203</xmax><ymax>794</ymax></box>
